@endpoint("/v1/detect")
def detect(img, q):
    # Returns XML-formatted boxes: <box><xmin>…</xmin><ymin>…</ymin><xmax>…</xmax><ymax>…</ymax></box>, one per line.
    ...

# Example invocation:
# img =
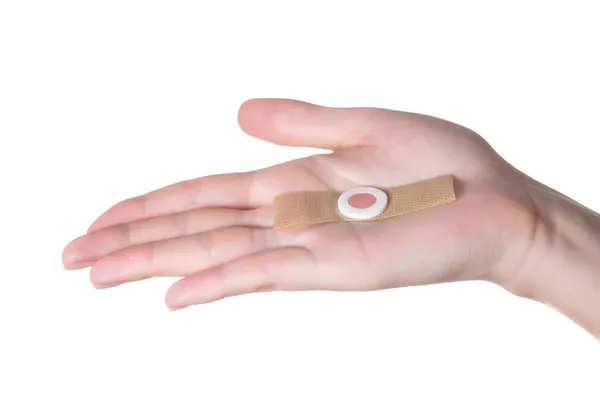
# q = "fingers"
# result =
<box><xmin>87</xmin><ymin>98</ymin><xmax>388</xmax><ymax>233</ymax></box>
<box><xmin>87</xmin><ymin>171</ymin><xmax>260</xmax><ymax>233</ymax></box>
<box><xmin>165</xmin><ymin>247</ymin><xmax>317</xmax><ymax>309</ymax></box>
<box><xmin>238</xmin><ymin>98</ymin><xmax>391</xmax><ymax>150</ymax></box>
<box><xmin>62</xmin><ymin>207</ymin><xmax>272</xmax><ymax>270</ymax></box>
<box><xmin>88</xmin><ymin>226</ymin><xmax>280</xmax><ymax>288</ymax></box>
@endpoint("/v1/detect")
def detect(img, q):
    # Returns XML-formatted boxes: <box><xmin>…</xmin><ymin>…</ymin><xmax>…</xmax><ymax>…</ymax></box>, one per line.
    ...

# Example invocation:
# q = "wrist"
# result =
<box><xmin>512</xmin><ymin>179</ymin><xmax>600</xmax><ymax>336</ymax></box>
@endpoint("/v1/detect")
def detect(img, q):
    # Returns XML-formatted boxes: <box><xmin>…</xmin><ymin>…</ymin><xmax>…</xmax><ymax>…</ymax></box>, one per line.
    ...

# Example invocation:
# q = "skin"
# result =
<box><xmin>62</xmin><ymin>99</ymin><xmax>600</xmax><ymax>338</ymax></box>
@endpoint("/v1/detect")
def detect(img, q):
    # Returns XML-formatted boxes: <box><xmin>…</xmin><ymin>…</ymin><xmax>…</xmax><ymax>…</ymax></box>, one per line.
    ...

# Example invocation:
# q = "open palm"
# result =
<box><xmin>63</xmin><ymin>99</ymin><xmax>538</xmax><ymax>309</ymax></box>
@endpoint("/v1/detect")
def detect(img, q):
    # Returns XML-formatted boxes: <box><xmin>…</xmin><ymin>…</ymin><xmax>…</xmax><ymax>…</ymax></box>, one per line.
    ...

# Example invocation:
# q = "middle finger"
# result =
<box><xmin>89</xmin><ymin>225</ymin><xmax>280</xmax><ymax>287</ymax></box>
<box><xmin>63</xmin><ymin>207</ymin><xmax>272</xmax><ymax>270</ymax></box>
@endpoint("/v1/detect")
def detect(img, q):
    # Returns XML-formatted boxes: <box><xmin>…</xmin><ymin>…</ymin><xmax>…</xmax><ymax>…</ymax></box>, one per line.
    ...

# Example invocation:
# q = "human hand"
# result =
<box><xmin>62</xmin><ymin>99</ymin><xmax>542</xmax><ymax>310</ymax></box>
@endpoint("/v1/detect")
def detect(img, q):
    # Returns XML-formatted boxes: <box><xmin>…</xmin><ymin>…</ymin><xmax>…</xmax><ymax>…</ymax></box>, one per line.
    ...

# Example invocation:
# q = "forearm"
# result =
<box><xmin>522</xmin><ymin>181</ymin><xmax>600</xmax><ymax>338</ymax></box>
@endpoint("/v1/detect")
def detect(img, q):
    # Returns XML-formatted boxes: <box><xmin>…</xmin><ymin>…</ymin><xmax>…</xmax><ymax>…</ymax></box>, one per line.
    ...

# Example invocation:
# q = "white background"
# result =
<box><xmin>1</xmin><ymin>1</ymin><xmax>599</xmax><ymax>399</ymax></box>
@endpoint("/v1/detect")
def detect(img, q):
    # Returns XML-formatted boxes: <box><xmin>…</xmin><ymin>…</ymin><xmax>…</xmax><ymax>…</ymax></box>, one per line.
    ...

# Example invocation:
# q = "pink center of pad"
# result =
<box><xmin>348</xmin><ymin>193</ymin><xmax>377</xmax><ymax>209</ymax></box>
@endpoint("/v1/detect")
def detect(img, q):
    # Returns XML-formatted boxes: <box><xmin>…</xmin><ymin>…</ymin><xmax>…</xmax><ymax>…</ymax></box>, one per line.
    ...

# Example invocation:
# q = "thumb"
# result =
<box><xmin>237</xmin><ymin>98</ymin><xmax>389</xmax><ymax>150</ymax></box>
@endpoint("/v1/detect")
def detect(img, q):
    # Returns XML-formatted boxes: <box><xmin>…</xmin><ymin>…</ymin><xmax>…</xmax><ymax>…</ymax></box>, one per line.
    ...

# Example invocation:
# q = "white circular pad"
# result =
<box><xmin>337</xmin><ymin>186</ymin><xmax>388</xmax><ymax>220</ymax></box>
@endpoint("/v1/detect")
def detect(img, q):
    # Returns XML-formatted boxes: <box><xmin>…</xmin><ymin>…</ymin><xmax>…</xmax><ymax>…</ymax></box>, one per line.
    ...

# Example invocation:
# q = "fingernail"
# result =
<box><xmin>167</xmin><ymin>303</ymin><xmax>187</xmax><ymax>311</ymax></box>
<box><xmin>94</xmin><ymin>282</ymin><xmax>122</xmax><ymax>290</ymax></box>
<box><xmin>64</xmin><ymin>261</ymin><xmax>91</xmax><ymax>270</ymax></box>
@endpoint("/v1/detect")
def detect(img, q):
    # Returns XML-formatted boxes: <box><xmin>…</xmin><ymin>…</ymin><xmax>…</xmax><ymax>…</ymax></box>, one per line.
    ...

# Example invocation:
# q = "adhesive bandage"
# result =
<box><xmin>273</xmin><ymin>174</ymin><xmax>456</xmax><ymax>228</ymax></box>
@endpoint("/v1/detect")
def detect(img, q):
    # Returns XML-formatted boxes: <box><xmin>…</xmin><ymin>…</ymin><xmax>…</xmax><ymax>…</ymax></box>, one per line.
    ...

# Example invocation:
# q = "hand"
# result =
<box><xmin>62</xmin><ymin>99</ymin><xmax>540</xmax><ymax>310</ymax></box>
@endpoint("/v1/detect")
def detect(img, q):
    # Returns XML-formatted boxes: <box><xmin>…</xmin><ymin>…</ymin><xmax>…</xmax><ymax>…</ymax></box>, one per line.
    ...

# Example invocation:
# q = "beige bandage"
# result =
<box><xmin>273</xmin><ymin>174</ymin><xmax>456</xmax><ymax>228</ymax></box>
